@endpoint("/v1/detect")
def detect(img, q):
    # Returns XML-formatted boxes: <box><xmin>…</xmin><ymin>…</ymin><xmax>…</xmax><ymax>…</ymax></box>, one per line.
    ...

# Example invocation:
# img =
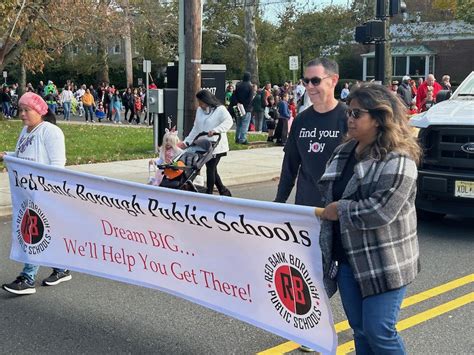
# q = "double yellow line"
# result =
<box><xmin>258</xmin><ymin>274</ymin><xmax>474</xmax><ymax>355</ymax></box>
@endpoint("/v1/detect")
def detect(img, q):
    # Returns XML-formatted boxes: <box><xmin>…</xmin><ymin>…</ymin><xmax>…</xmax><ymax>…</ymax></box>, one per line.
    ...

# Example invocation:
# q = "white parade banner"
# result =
<box><xmin>5</xmin><ymin>156</ymin><xmax>337</xmax><ymax>354</ymax></box>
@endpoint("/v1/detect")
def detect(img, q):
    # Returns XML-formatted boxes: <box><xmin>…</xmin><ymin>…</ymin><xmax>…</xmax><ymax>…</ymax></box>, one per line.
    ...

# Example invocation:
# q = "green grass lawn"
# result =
<box><xmin>0</xmin><ymin>119</ymin><xmax>269</xmax><ymax>170</ymax></box>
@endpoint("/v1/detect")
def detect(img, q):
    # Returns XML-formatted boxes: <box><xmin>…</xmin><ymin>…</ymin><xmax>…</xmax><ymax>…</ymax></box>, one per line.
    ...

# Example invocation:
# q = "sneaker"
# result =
<box><xmin>42</xmin><ymin>270</ymin><xmax>72</xmax><ymax>286</ymax></box>
<box><xmin>299</xmin><ymin>345</ymin><xmax>315</xmax><ymax>352</ymax></box>
<box><xmin>2</xmin><ymin>276</ymin><xmax>36</xmax><ymax>295</ymax></box>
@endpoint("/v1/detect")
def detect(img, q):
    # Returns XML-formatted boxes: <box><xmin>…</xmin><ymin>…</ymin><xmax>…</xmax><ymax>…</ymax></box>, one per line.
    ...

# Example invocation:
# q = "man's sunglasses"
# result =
<box><xmin>346</xmin><ymin>108</ymin><xmax>370</xmax><ymax>119</ymax></box>
<box><xmin>302</xmin><ymin>75</ymin><xmax>332</xmax><ymax>86</ymax></box>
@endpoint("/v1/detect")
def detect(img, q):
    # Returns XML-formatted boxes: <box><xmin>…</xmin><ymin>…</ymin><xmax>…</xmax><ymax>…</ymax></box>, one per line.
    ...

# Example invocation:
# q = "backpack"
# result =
<box><xmin>134</xmin><ymin>97</ymin><xmax>142</xmax><ymax>111</ymax></box>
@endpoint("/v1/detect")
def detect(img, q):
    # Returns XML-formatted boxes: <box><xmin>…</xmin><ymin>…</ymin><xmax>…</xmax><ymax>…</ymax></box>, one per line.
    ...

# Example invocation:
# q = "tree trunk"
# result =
<box><xmin>96</xmin><ymin>41</ymin><xmax>110</xmax><ymax>84</ymax></box>
<box><xmin>19</xmin><ymin>59</ymin><xmax>26</xmax><ymax>97</ymax></box>
<box><xmin>244</xmin><ymin>2</ymin><xmax>259</xmax><ymax>85</ymax></box>
<box><xmin>123</xmin><ymin>0</ymin><xmax>133</xmax><ymax>88</ymax></box>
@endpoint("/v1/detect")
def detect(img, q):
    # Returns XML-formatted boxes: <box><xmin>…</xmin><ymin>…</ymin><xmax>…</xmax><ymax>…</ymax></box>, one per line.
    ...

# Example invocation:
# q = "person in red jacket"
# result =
<box><xmin>416</xmin><ymin>74</ymin><xmax>442</xmax><ymax>112</ymax></box>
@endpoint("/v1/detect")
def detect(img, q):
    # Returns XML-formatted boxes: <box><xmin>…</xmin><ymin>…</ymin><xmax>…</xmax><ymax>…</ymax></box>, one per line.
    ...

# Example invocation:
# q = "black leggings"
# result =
<box><xmin>274</xmin><ymin>118</ymin><xmax>289</xmax><ymax>144</ymax></box>
<box><xmin>205</xmin><ymin>153</ymin><xmax>227</xmax><ymax>194</ymax></box>
<box><xmin>125</xmin><ymin>106</ymin><xmax>135</xmax><ymax>122</ymax></box>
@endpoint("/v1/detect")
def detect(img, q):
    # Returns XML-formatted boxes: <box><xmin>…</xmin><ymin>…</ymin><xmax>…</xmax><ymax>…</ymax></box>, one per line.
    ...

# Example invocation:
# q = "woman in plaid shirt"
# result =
<box><xmin>319</xmin><ymin>84</ymin><xmax>422</xmax><ymax>354</ymax></box>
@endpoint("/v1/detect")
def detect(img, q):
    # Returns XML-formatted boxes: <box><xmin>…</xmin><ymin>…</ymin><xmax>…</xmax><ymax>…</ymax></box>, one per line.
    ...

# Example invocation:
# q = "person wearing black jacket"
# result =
<box><xmin>122</xmin><ymin>87</ymin><xmax>135</xmax><ymax>123</ymax></box>
<box><xmin>275</xmin><ymin>57</ymin><xmax>347</xmax><ymax>208</ymax></box>
<box><xmin>233</xmin><ymin>72</ymin><xmax>253</xmax><ymax>144</ymax></box>
<box><xmin>1</xmin><ymin>86</ymin><xmax>12</xmax><ymax>119</ymax></box>
<box><xmin>397</xmin><ymin>76</ymin><xmax>413</xmax><ymax>107</ymax></box>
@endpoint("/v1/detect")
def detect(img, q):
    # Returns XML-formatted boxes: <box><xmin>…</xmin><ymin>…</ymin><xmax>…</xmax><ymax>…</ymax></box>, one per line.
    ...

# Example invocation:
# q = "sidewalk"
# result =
<box><xmin>0</xmin><ymin>146</ymin><xmax>285</xmax><ymax>217</ymax></box>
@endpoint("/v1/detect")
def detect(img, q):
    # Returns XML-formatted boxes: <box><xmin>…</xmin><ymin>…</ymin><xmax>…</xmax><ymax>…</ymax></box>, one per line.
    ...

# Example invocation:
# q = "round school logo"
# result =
<box><xmin>265</xmin><ymin>252</ymin><xmax>322</xmax><ymax>330</ymax></box>
<box><xmin>16</xmin><ymin>200</ymin><xmax>52</xmax><ymax>255</ymax></box>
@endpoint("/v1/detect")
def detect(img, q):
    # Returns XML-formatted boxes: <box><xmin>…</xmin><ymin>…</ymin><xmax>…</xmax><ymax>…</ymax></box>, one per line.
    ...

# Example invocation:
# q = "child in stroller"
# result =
<box><xmin>148</xmin><ymin>128</ymin><xmax>183</xmax><ymax>186</ymax></box>
<box><xmin>157</xmin><ymin>132</ymin><xmax>221</xmax><ymax>192</ymax></box>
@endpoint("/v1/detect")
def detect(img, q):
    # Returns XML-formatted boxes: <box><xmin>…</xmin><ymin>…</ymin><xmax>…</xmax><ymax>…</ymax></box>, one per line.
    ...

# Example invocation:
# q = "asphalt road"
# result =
<box><xmin>0</xmin><ymin>180</ymin><xmax>472</xmax><ymax>354</ymax></box>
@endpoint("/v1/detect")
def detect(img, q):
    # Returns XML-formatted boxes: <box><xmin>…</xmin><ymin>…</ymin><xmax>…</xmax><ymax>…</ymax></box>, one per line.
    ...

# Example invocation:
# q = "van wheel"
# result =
<box><xmin>416</xmin><ymin>209</ymin><xmax>446</xmax><ymax>220</ymax></box>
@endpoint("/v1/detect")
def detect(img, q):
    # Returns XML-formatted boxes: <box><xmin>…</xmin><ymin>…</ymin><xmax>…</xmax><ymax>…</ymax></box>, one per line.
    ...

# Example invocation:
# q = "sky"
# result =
<box><xmin>261</xmin><ymin>0</ymin><xmax>351</xmax><ymax>24</ymax></box>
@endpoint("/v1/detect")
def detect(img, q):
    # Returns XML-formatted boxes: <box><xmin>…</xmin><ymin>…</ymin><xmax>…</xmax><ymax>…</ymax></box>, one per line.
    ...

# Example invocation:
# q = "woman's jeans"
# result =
<box><xmin>47</xmin><ymin>103</ymin><xmax>57</xmax><ymax>114</ymax></box>
<box><xmin>63</xmin><ymin>101</ymin><xmax>71</xmax><ymax>120</ymax></box>
<box><xmin>337</xmin><ymin>263</ymin><xmax>406</xmax><ymax>355</ymax></box>
<box><xmin>21</xmin><ymin>263</ymin><xmax>66</xmax><ymax>283</ymax></box>
<box><xmin>113</xmin><ymin>109</ymin><xmax>121</xmax><ymax>123</ymax></box>
<box><xmin>84</xmin><ymin>105</ymin><xmax>94</xmax><ymax>121</ymax></box>
<box><xmin>2</xmin><ymin>102</ymin><xmax>11</xmax><ymax>117</ymax></box>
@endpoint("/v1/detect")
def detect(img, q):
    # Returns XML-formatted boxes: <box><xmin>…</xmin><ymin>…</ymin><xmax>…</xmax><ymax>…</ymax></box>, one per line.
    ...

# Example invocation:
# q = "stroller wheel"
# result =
<box><xmin>219</xmin><ymin>188</ymin><xmax>232</xmax><ymax>197</ymax></box>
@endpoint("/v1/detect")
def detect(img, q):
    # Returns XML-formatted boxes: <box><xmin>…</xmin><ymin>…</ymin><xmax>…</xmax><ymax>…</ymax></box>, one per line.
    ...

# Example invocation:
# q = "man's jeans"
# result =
<box><xmin>21</xmin><ymin>263</ymin><xmax>66</xmax><ymax>283</ymax></box>
<box><xmin>235</xmin><ymin>112</ymin><xmax>251</xmax><ymax>143</ymax></box>
<box><xmin>337</xmin><ymin>263</ymin><xmax>407</xmax><ymax>355</ymax></box>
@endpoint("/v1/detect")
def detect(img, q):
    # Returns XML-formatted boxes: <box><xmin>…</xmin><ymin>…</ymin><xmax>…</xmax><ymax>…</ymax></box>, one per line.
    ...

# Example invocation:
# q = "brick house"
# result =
<box><xmin>360</xmin><ymin>20</ymin><xmax>474</xmax><ymax>83</ymax></box>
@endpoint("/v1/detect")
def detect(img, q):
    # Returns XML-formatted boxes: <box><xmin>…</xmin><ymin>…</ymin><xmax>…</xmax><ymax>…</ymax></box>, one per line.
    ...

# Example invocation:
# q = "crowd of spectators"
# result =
<box><xmin>0</xmin><ymin>79</ymin><xmax>158</xmax><ymax>125</ymax></box>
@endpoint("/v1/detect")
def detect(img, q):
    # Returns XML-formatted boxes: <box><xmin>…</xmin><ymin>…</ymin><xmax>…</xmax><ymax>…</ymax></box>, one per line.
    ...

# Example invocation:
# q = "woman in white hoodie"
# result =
<box><xmin>180</xmin><ymin>89</ymin><xmax>233</xmax><ymax>196</ymax></box>
<box><xmin>0</xmin><ymin>92</ymin><xmax>72</xmax><ymax>295</ymax></box>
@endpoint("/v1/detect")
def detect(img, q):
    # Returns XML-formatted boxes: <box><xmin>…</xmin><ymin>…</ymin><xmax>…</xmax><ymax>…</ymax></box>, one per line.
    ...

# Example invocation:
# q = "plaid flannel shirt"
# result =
<box><xmin>318</xmin><ymin>139</ymin><xmax>420</xmax><ymax>298</ymax></box>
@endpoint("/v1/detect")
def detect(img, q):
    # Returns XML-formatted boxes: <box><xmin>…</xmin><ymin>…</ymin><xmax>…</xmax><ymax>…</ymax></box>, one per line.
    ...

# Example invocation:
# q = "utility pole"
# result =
<box><xmin>183</xmin><ymin>0</ymin><xmax>202</xmax><ymax>137</ymax></box>
<box><xmin>355</xmin><ymin>0</ymin><xmax>406</xmax><ymax>84</ymax></box>
<box><xmin>374</xmin><ymin>0</ymin><xmax>387</xmax><ymax>84</ymax></box>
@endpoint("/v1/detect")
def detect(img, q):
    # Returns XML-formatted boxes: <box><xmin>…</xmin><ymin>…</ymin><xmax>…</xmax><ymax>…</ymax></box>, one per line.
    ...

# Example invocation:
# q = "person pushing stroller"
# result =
<box><xmin>178</xmin><ymin>90</ymin><xmax>233</xmax><ymax>196</ymax></box>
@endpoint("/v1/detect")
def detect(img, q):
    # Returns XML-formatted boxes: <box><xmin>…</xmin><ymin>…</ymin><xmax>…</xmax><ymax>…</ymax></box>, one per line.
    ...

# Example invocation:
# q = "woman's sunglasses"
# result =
<box><xmin>346</xmin><ymin>108</ymin><xmax>370</xmax><ymax>119</ymax></box>
<box><xmin>302</xmin><ymin>75</ymin><xmax>331</xmax><ymax>86</ymax></box>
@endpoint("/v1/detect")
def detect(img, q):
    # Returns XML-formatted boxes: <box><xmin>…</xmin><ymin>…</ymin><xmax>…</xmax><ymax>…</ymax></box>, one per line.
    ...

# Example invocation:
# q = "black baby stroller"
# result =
<box><xmin>157</xmin><ymin>132</ymin><xmax>221</xmax><ymax>192</ymax></box>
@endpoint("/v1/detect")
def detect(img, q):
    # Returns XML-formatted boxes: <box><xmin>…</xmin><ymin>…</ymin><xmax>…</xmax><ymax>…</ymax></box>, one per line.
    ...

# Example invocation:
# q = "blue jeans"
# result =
<box><xmin>2</xmin><ymin>102</ymin><xmax>11</xmax><ymax>117</ymax></box>
<box><xmin>235</xmin><ymin>111</ymin><xmax>251</xmax><ymax>143</ymax></box>
<box><xmin>63</xmin><ymin>101</ymin><xmax>71</xmax><ymax>120</ymax></box>
<box><xmin>84</xmin><ymin>105</ymin><xmax>94</xmax><ymax>121</ymax></box>
<box><xmin>21</xmin><ymin>263</ymin><xmax>66</xmax><ymax>283</ymax></box>
<box><xmin>113</xmin><ymin>109</ymin><xmax>121</xmax><ymax>123</ymax></box>
<box><xmin>47</xmin><ymin>103</ymin><xmax>57</xmax><ymax>114</ymax></box>
<box><xmin>337</xmin><ymin>263</ymin><xmax>406</xmax><ymax>355</ymax></box>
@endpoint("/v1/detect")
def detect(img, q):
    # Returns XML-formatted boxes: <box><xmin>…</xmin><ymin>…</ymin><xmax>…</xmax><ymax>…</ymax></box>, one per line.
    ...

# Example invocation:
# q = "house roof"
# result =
<box><xmin>390</xmin><ymin>20</ymin><xmax>474</xmax><ymax>42</ymax></box>
<box><xmin>361</xmin><ymin>45</ymin><xmax>436</xmax><ymax>57</ymax></box>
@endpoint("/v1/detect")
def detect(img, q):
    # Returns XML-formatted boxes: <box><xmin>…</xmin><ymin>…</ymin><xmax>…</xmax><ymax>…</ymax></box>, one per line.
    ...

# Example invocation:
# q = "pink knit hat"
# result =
<box><xmin>18</xmin><ymin>92</ymin><xmax>49</xmax><ymax>116</ymax></box>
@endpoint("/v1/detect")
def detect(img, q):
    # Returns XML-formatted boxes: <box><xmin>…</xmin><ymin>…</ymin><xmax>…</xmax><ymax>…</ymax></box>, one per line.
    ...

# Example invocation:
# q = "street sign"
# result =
<box><xmin>137</xmin><ymin>78</ymin><xmax>143</xmax><ymax>86</ymax></box>
<box><xmin>2</xmin><ymin>71</ymin><xmax>7</xmax><ymax>78</ymax></box>
<box><xmin>143</xmin><ymin>59</ymin><xmax>151</xmax><ymax>73</ymax></box>
<box><xmin>289</xmin><ymin>56</ymin><xmax>299</xmax><ymax>70</ymax></box>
